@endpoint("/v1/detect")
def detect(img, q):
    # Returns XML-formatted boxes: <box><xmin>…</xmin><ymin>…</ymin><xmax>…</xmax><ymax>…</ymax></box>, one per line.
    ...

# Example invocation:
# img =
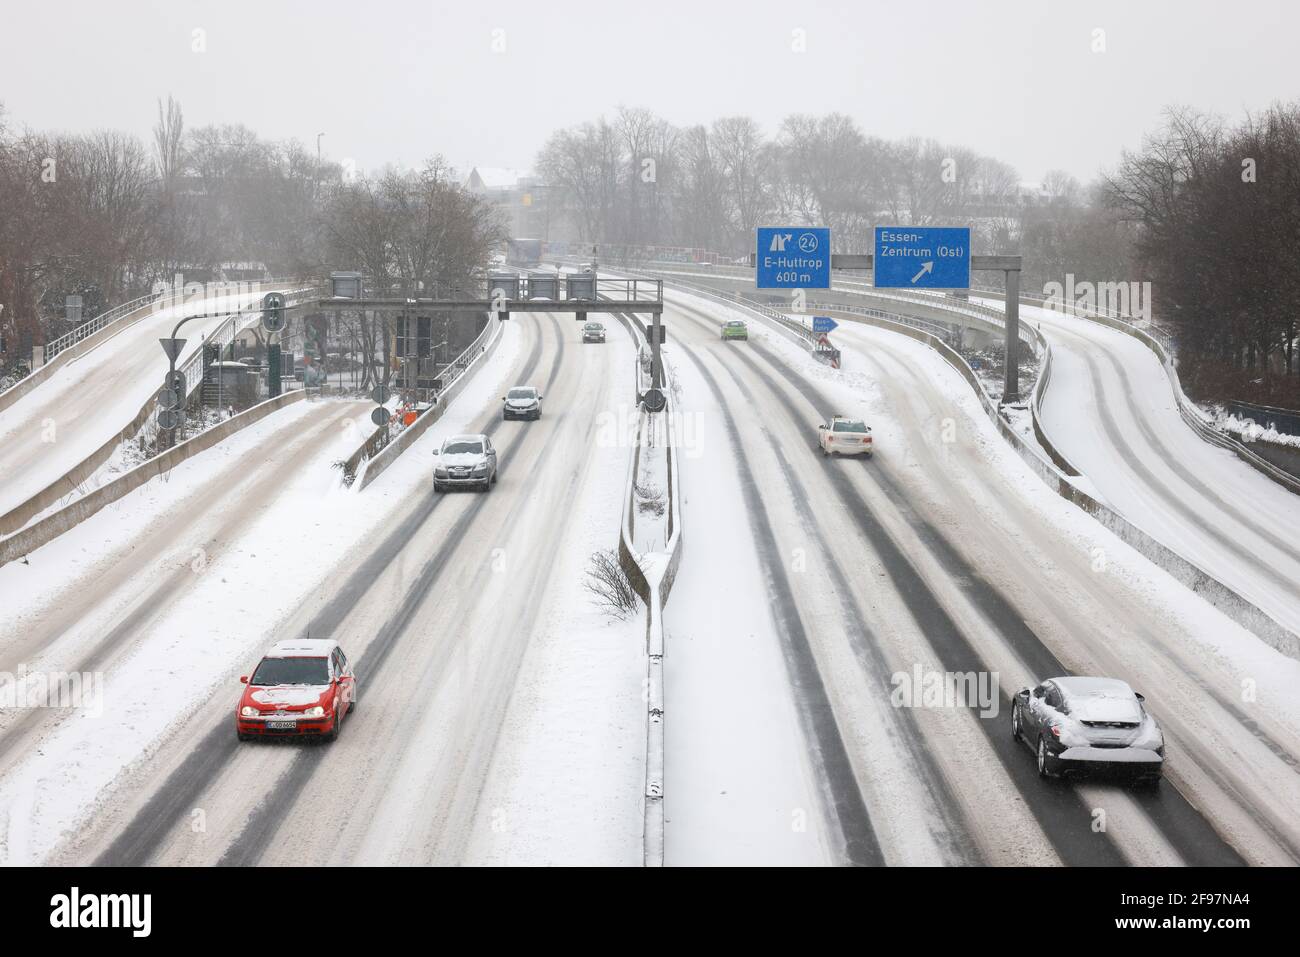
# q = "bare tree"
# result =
<box><xmin>152</xmin><ymin>95</ymin><xmax>186</xmax><ymax>193</ymax></box>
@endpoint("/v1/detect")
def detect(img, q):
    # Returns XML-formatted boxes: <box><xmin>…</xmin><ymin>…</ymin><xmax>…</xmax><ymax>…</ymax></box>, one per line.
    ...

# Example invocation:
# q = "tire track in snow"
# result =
<box><xmin>669</xmin><ymin>298</ymin><xmax>1127</xmax><ymax>865</ymax></box>
<box><xmin>95</xmin><ymin>318</ymin><xmax>554</xmax><ymax>866</ymax></box>
<box><xmin>666</xmin><ymin>339</ymin><xmax>885</xmax><ymax>866</ymax></box>
<box><xmin>723</xmin><ymin>311</ymin><xmax>1242</xmax><ymax>865</ymax></box>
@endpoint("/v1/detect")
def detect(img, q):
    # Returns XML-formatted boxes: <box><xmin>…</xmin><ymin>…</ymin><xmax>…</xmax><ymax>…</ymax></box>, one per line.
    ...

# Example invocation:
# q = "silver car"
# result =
<box><xmin>433</xmin><ymin>434</ymin><xmax>498</xmax><ymax>492</ymax></box>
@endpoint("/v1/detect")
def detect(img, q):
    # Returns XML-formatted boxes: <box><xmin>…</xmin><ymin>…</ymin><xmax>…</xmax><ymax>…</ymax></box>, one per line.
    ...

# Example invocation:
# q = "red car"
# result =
<box><xmin>235</xmin><ymin>639</ymin><xmax>356</xmax><ymax>741</ymax></box>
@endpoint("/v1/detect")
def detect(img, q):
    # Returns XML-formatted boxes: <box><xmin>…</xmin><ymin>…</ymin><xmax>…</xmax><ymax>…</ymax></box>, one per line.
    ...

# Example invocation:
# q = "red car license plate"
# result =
<box><xmin>267</xmin><ymin>719</ymin><xmax>297</xmax><ymax>731</ymax></box>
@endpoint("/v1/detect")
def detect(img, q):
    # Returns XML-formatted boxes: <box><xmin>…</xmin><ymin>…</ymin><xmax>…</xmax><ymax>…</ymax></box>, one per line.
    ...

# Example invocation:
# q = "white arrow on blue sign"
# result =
<box><xmin>874</xmin><ymin>226</ymin><xmax>971</xmax><ymax>289</ymax></box>
<box><xmin>812</xmin><ymin>316</ymin><xmax>838</xmax><ymax>334</ymax></box>
<box><xmin>756</xmin><ymin>226</ymin><xmax>831</xmax><ymax>289</ymax></box>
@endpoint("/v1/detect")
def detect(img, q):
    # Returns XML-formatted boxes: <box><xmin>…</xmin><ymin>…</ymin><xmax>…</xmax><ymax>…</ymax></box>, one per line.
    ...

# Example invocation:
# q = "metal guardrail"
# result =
<box><xmin>1226</xmin><ymin>400</ymin><xmax>1300</xmax><ymax>437</ymax></box>
<box><xmin>43</xmin><ymin>292</ymin><xmax>167</xmax><ymax>362</ymax></box>
<box><xmin>343</xmin><ymin>311</ymin><xmax>500</xmax><ymax>484</ymax></box>
<box><xmin>432</xmin><ymin>310</ymin><xmax>498</xmax><ymax>394</ymax></box>
<box><xmin>155</xmin><ymin>283</ymin><xmax>326</xmax><ymax>433</ymax></box>
<box><xmin>639</xmin><ymin>262</ymin><xmax>1040</xmax><ymax>355</ymax></box>
<box><xmin>619</xmin><ymin>257</ymin><xmax>1153</xmax><ymax>360</ymax></box>
<box><xmin>804</xmin><ymin>298</ymin><xmax>956</xmax><ymax>340</ymax></box>
<box><xmin>41</xmin><ymin>276</ymin><xmax>307</xmax><ymax>365</ymax></box>
<box><xmin>654</xmin><ymin>276</ymin><xmax>815</xmax><ymax>343</ymax></box>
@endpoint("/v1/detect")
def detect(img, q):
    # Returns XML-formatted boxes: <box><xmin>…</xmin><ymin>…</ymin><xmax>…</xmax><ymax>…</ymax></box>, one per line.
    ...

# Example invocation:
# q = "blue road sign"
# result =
<box><xmin>756</xmin><ymin>227</ymin><xmax>831</xmax><ymax>289</ymax></box>
<box><xmin>812</xmin><ymin>316</ymin><xmax>838</xmax><ymax>334</ymax></box>
<box><xmin>874</xmin><ymin>226</ymin><xmax>970</xmax><ymax>289</ymax></box>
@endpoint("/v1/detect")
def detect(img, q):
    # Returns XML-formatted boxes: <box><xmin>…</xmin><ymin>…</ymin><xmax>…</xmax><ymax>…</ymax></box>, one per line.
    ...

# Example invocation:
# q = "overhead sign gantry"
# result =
<box><xmin>752</xmin><ymin>225</ymin><xmax>1024</xmax><ymax>400</ymax></box>
<box><xmin>317</xmin><ymin>273</ymin><xmax>669</xmax><ymax>404</ymax></box>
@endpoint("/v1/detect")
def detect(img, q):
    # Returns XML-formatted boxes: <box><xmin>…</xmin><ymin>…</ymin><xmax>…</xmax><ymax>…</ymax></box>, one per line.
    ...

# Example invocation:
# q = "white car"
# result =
<box><xmin>502</xmin><ymin>385</ymin><xmax>542</xmax><ymax>420</ymax></box>
<box><xmin>433</xmin><ymin>433</ymin><xmax>498</xmax><ymax>491</ymax></box>
<box><xmin>817</xmin><ymin>415</ymin><xmax>873</xmax><ymax>457</ymax></box>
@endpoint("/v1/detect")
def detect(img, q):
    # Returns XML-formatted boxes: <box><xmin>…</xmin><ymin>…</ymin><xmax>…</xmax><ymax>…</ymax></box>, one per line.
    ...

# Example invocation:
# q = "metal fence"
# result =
<box><xmin>42</xmin><ymin>291</ymin><xmax>168</xmax><ymax>363</ymax></box>
<box><xmin>430</xmin><ymin>312</ymin><xmax>497</xmax><ymax>396</ymax></box>
<box><xmin>614</xmin><ymin>257</ymin><xmax>1165</xmax><ymax>358</ymax></box>
<box><xmin>1226</xmin><ymin>400</ymin><xmax>1300</xmax><ymax>437</ymax></box>
<box><xmin>154</xmin><ymin>283</ymin><xmax>326</xmax><ymax>434</ymax></box>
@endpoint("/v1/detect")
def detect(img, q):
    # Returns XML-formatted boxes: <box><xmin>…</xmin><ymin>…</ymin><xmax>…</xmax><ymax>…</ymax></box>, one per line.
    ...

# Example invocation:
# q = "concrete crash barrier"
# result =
<box><xmin>0</xmin><ymin>390</ymin><xmax>161</xmax><ymax>538</ymax></box>
<box><xmin>354</xmin><ymin>316</ymin><xmax>503</xmax><ymax>491</ymax></box>
<box><xmin>611</xmin><ymin>334</ymin><xmax>683</xmax><ymax>869</ymax></box>
<box><xmin>0</xmin><ymin>390</ymin><xmax>305</xmax><ymax>568</ymax></box>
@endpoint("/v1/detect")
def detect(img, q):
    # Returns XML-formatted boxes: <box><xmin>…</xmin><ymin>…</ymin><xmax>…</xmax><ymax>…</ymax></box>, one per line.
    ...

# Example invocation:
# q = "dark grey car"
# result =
<box><xmin>1012</xmin><ymin>676</ymin><xmax>1164</xmax><ymax>786</ymax></box>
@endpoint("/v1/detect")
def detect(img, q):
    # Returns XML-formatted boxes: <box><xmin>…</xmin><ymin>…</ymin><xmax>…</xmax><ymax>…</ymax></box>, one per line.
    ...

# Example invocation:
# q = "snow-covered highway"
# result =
<box><xmin>0</xmin><ymin>311</ymin><xmax>647</xmax><ymax>866</ymax></box>
<box><xmin>0</xmin><ymin>285</ymin><xmax>302</xmax><ymax>533</ymax></box>
<box><xmin>1027</xmin><ymin>305</ymin><xmax>1300</xmax><ymax>638</ymax></box>
<box><xmin>2</xmin><ymin>278</ymin><xmax>1298</xmax><ymax>869</ymax></box>
<box><xmin>659</xmin><ymin>288</ymin><xmax>1300</xmax><ymax>866</ymax></box>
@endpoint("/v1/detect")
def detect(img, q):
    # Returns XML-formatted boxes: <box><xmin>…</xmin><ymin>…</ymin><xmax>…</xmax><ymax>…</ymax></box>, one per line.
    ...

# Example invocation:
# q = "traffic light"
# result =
<box><xmin>261</xmin><ymin>292</ymin><xmax>286</xmax><ymax>334</ymax></box>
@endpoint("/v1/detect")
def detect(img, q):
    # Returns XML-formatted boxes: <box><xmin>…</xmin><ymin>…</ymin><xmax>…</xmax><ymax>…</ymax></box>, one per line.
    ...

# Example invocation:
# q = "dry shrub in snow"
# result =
<box><xmin>584</xmin><ymin>548</ymin><xmax>640</xmax><ymax>617</ymax></box>
<box><xmin>633</xmin><ymin>480</ymin><xmax>665</xmax><ymax>517</ymax></box>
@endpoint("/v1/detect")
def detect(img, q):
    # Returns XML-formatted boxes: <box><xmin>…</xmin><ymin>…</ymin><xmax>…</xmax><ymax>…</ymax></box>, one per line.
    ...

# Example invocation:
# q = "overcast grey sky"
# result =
<box><xmin>1</xmin><ymin>0</ymin><xmax>1295</xmax><ymax>184</ymax></box>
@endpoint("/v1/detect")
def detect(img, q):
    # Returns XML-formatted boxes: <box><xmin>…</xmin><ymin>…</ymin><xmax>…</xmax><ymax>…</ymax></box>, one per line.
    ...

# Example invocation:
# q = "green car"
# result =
<box><xmin>721</xmin><ymin>319</ymin><xmax>749</xmax><ymax>341</ymax></box>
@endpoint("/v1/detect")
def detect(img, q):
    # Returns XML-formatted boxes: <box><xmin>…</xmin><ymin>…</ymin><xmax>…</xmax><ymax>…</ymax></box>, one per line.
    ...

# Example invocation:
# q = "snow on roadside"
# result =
<box><xmin>0</xmin><ymin>322</ymin><xmax>525</xmax><ymax>865</ymax></box>
<box><xmin>463</xmin><ymin>321</ymin><xmax>644</xmax><ymax>866</ymax></box>
<box><xmin>1221</xmin><ymin>414</ymin><xmax>1300</xmax><ymax>449</ymax></box>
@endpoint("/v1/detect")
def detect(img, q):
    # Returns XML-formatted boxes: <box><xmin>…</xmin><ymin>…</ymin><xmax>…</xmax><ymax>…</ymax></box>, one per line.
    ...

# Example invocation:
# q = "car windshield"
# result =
<box><xmin>444</xmin><ymin>440</ymin><xmax>483</xmax><ymax>454</ymax></box>
<box><xmin>250</xmin><ymin>657</ymin><xmax>329</xmax><ymax>686</ymax></box>
<box><xmin>508</xmin><ymin>388</ymin><xmax>535</xmax><ymax>399</ymax></box>
<box><xmin>832</xmin><ymin>420</ymin><xmax>867</xmax><ymax>433</ymax></box>
<box><xmin>727</xmin><ymin>321</ymin><xmax>745</xmax><ymax>327</ymax></box>
<box><xmin>585</xmin><ymin>323</ymin><xmax>602</xmax><ymax>330</ymax></box>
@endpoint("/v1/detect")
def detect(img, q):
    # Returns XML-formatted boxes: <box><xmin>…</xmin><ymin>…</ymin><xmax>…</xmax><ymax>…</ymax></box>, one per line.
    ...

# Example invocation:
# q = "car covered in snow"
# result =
<box><xmin>433</xmin><ymin>433</ymin><xmax>498</xmax><ymax>491</ymax></box>
<box><xmin>817</xmin><ymin>415</ymin><xmax>872</xmax><ymax>457</ymax></box>
<box><xmin>721</xmin><ymin>319</ymin><xmax>749</xmax><ymax>341</ymax></box>
<box><xmin>582</xmin><ymin>321</ymin><xmax>606</xmax><ymax>343</ymax></box>
<box><xmin>502</xmin><ymin>385</ymin><xmax>542</xmax><ymax>420</ymax></box>
<box><xmin>1012</xmin><ymin>676</ymin><xmax>1164</xmax><ymax>785</ymax></box>
<box><xmin>236</xmin><ymin>639</ymin><xmax>356</xmax><ymax>741</ymax></box>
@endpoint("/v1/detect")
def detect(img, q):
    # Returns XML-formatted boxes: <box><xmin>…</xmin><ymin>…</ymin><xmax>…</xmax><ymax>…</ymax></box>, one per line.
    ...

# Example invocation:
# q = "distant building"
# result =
<box><xmin>464</xmin><ymin>167</ymin><xmax>550</xmax><ymax>242</ymax></box>
<box><xmin>219</xmin><ymin>261</ymin><xmax>271</xmax><ymax>282</ymax></box>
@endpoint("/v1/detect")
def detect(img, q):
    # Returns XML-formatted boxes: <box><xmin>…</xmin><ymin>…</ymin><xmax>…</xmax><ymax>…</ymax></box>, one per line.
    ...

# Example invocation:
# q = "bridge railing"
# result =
<box><xmin>159</xmin><ymin>283</ymin><xmax>326</xmax><ymax>431</ymax></box>
<box><xmin>42</xmin><ymin>292</ymin><xmax>169</xmax><ymax>363</ymax></box>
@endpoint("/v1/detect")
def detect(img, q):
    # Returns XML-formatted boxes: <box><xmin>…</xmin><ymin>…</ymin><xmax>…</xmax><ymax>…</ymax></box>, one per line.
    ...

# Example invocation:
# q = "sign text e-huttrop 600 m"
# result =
<box><xmin>756</xmin><ymin>227</ymin><xmax>831</xmax><ymax>289</ymax></box>
<box><xmin>873</xmin><ymin>226</ymin><xmax>971</xmax><ymax>289</ymax></box>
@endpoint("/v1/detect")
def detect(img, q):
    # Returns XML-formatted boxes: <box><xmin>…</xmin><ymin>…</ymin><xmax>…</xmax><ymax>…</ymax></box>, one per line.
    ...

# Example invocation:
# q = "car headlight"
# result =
<box><xmin>473</xmin><ymin>463</ymin><xmax>487</xmax><ymax>473</ymax></box>
<box><xmin>434</xmin><ymin>468</ymin><xmax>448</xmax><ymax>477</ymax></box>
<box><xmin>305</xmin><ymin>706</ymin><xmax>325</xmax><ymax>718</ymax></box>
<box><xmin>241</xmin><ymin>706</ymin><xmax>259</xmax><ymax>717</ymax></box>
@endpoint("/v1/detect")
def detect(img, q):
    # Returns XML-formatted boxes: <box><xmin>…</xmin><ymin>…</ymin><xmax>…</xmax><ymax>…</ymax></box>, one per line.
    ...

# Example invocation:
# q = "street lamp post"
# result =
<box><xmin>316</xmin><ymin>132</ymin><xmax>325</xmax><ymax>199</ymax></box>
